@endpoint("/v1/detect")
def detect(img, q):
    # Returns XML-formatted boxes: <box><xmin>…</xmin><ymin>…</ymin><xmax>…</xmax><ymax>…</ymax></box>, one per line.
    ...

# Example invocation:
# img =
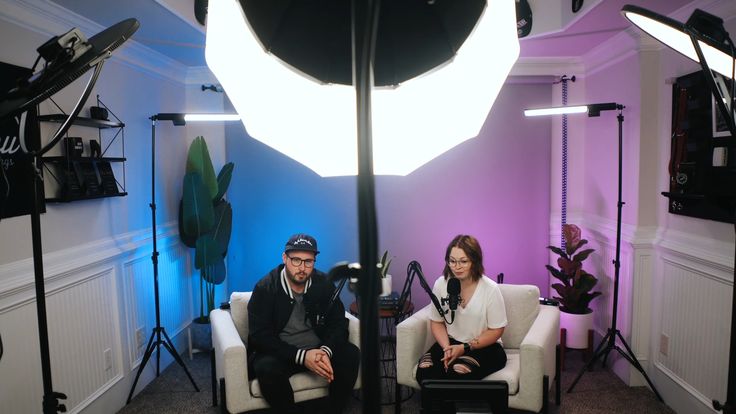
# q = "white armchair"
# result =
<box><xmin>396</xmin><ymin>284</ymin><xmax>560</xmax><ymax>413</ymax></box>
<box><xmin>211</xmin><ymin>292</ymin><xmax>361</xmax><ymax>414</ymax></box>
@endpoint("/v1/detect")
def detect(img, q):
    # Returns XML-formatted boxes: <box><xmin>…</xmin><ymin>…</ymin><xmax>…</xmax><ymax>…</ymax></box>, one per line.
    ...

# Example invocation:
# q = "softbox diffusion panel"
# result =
<box><xmin>0</xmin><ymin>61</ymin><xmax>44</xmax><ymax>219</ymax></box>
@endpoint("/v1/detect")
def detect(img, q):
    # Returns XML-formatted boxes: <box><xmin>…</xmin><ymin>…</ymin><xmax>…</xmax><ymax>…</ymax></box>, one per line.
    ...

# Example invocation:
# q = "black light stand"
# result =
<box><xmin>126</xmin><ymin>114</ymin><xmax>200</xmax><ymax>403</ymax></box>
<box><xmin>353</xmin><ymin>1</ymin><xmax>382</xmax><ymax>412</ymax></box>
<box><xmin>566</xmin><ymin>103</ymin><xmax>663</xmax><ymax>401</ymax></box>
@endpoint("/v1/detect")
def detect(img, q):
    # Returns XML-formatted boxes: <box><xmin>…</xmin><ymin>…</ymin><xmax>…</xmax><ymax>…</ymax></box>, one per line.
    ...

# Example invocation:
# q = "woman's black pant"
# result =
<box><xmin>415</xmin><ymin>338</ymin><xmax>506</xmax><ymax>384</ymax></box>
<box><xmin>251</xmin><ymin>342</ymin><xmax>360</xmax><ymax>414</ymax></box>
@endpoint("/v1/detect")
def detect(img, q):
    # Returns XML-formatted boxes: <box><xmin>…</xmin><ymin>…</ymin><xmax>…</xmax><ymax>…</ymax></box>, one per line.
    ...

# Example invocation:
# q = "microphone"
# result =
<box><xmin>327</xmin><ymin>261</ymin><xmax>362</xmax><ymax>283</ymax></box>
<box><xmin>317</xmin><ymin>262</ymin><xmax>361</xmax><ymax>326</ymax></box>
<box><xmin>447</xmin><ymin>277</ymin><xmax>461</xmax><ymax>311</ymax></box>
<box><xmin>441</xmin><ymin>277</ymin><xmax>461</xmax><ymax>324</ymax></box>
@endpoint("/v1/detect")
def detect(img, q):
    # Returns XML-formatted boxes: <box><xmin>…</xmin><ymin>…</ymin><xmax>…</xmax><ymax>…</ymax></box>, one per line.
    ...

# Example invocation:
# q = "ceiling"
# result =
<box><xmin>49</xmin><ymin>0</ymin><xmax>695</xmax><ymax>68</ymax></box>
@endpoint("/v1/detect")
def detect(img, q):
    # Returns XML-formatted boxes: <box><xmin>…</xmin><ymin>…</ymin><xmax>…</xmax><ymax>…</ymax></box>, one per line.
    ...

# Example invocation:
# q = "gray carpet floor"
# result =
<box><xmin>119</xmin><ymin>350</ymin><xmax>676</xmax><ymax>414</ymax></box>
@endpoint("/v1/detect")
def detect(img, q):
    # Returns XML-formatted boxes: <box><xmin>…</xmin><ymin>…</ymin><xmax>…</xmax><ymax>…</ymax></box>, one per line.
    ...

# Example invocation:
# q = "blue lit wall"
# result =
<box><xmin>224</xmin><ymin>125</ymin><xmax>360</xmax><ymax>293</ymax></box>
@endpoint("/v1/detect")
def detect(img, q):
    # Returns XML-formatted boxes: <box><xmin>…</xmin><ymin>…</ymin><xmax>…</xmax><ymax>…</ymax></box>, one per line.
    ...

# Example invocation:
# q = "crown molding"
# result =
<box><xmin>0</xmin><ymin>0</ymin><xmax>191</xmax><ymax>84</ymax></box>
<box><xmin>582</xmin><ymin>29</ymin><xmax>640</xmax><ymax>78</ymax></box>
<box><xmin>511</xmin><ymin>56</ymin><xmax>584</xmax><ymax>77</ymax></box>
<box><xmin>186</xmin><ymin>66</ymin><xmax>219</xmax><ymax>85</ymax></box>
<box><xmin>670</xmin><ymin>0</ymin><xmax>736</xmax><ymax>22</ymax></box>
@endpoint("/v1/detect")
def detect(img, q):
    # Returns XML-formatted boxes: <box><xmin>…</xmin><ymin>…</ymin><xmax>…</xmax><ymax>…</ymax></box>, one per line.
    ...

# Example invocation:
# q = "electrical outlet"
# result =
<box><xmin>104</xmin><ymin>348</ymin><xmax>112</xmax><ymax>371</ymax></box>
<box><xmin>136</xmin><ymin>327</ymin><xmax>146</xmax><ymax>349</ymax></box>
<box><xmin>660</xmin><ymin>333</ymin><xmax>669</xmax><ymax>356</ymax></box>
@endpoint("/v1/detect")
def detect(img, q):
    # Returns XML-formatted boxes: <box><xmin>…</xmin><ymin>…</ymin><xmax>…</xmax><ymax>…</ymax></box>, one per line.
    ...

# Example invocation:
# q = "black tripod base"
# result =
<box><xmin>43</xmin><ymin>391</ymin><xmax>67</xmax><ymax>413</ymax></box>
<box><xmin>126</xmin><ymin>327</ymin><xmax>200</xmax><ymax>404</ymax></box>
<box><xmin>713</xmin><ymin>399</ymin><xmax>734</xmax><ymax>413</ymax></box>
<box><xmin>567</xmin><ymin>328</ymin><xmax>663</xmax><ymax>403</ymax></box>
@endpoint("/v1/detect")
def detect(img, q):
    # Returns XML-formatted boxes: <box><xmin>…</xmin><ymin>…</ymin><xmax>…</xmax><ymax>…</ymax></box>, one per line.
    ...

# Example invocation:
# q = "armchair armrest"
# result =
<box><xmin>345</xmin><ymin>312</ymin><xmax>362</xmax><ymax>389</ymax></box>
<box><xmin>396</xmin><ymin>306</ymin><xmax>435</xmax><ymax>388</ymax></box>
<box><xmin>211</xmin><ymin>308</ymin><xmax>250</xmax><ymax>411</ymax></box>
<box><xmin>515</xmin><ymin>304</ymin><xmax>560</xmax><ymax>412</ymax></box>
<box><xmin>346</xmin><ymin>312</ymin><xmax>360</xmax><ymax>349</ymax></box>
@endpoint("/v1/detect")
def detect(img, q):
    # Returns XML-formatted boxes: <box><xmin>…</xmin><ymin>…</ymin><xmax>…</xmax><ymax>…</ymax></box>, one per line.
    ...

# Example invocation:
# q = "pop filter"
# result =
<box><xmin>0</xmin><ymin>18</ymin><xmax>139</xmax><ymax>121</ymax></box>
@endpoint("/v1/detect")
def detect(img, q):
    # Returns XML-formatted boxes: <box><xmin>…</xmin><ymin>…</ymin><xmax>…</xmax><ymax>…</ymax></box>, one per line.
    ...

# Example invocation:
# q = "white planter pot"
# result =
<box><xmin>380</xmin><ymin>274</ymin><xmax>393</xmax><ymax>296</ymax></box>
<box><xmin>560</xmin><ymin>310</ymin><xmax>593</xmax><ymax>349</ymax></box>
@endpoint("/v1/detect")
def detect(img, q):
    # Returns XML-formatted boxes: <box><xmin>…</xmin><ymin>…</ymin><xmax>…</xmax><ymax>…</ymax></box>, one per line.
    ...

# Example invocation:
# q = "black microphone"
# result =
<box><xmin>327</xmin><ymin>261</ymin><xmax>361</xmax><ymax>283</ymax></box>
<box><xmin>317</xmin><ymin>262</ymin><xmax>360</xmax><ymax>326</ymax></box>
<box><xmin>447</xmin><ymin>277</ymin><xmax>461</xmax><ymax>311</ymax></box>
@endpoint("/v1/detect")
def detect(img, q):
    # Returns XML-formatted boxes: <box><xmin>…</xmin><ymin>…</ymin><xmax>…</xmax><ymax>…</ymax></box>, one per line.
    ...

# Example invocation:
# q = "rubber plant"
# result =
<box><xmin>546</xmin><ymin>224</ymin><xmax>602</xmax><ymax>314</ymax></box>
<box><xmin>179</xmin><ymin>136</ymin><xmax>234</xmax><ymax>323</ymax></box>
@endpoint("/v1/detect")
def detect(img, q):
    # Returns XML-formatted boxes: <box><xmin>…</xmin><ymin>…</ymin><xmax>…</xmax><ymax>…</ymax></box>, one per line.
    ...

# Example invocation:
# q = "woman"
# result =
<box><xmin>415</xmin><ymin>235</ymin><xmax>507</xmax><ymax>383</ymax></box>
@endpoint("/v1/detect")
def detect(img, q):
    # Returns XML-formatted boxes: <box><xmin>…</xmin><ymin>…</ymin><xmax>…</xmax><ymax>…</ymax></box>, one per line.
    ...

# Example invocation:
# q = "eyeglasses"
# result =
<box><xmin>287</xmin><ymin>255</ymin><xmax>315</xmax><ymax>268</ymax></box>
<box><xmin>447</xmin><ymin>258</ymin><xmax>471</xmax><ymax>268</ymax></box>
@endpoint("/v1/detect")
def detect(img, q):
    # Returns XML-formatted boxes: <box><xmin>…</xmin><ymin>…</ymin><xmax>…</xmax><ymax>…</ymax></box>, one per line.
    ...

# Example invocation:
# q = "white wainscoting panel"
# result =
<box><xmin>657</xmin><ymin>257</ymin><xmax>730</xmax><ymax>406</ymax></box>
<box><xmin>123</xmin><ymin>242</ymin><xmax>192</xmax><ymax>369</ymax></box>
<box><xmin>0</xmin><ymin>223</ymin><xmax>194</xmax><ymax>413</ymax></box>
<box><xmin>0</xmin><ymin>267</ymin><xmax>122</xmax><ymax>413</ymax></box>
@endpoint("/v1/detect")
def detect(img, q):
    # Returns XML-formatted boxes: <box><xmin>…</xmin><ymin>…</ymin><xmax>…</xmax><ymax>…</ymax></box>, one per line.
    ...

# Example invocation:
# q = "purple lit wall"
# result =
<box><xmin>583</xmin><ymin>60</ymin><xmax>641</xmax><ymax>227</ymax></box>
<box><xmin>225</xmin><ymin>81</ymin><xmax>553</xmax><ymax>309</ymax></box>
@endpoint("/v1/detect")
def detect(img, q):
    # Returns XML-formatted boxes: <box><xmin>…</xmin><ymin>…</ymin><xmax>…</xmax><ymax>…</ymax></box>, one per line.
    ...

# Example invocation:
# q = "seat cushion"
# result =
<box><xmin>250</xmin><ymin>371</ymin><xmax>329</xmax><ymax>397</ymax></box>
<box><xmin>485</xmin><ymin>349</ymin><xmax>519</xmax><ymax>395</ymax></box>
<box><xmin>410</xmin><ymin>349</ymin><xmax>520</xmax><ymax>395</ymax></box>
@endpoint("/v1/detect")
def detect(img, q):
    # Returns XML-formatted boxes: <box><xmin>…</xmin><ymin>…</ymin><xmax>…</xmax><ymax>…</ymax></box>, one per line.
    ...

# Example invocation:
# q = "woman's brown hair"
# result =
<box><xmin>442</xmin><ymin>234</ymin><xmax>484</xmax><ymax>281</ymax></box>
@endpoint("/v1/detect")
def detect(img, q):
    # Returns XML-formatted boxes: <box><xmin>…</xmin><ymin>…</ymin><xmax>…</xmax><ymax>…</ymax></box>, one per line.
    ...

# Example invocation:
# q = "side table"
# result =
<box><xmin>350</xmin><ymin>300</ymin><xmax>415</xmax><ymax>413</ymax></box>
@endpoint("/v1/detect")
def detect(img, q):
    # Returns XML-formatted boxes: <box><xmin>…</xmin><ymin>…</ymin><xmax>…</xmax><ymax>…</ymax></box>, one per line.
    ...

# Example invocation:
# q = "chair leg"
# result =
<box><xmin>219</xmin><ymin>378</ymin><xmax>228</xmax><ymax>414</ymax></box>
<box><xmin>211</xmin><ymin>352</ymin><xmax>217</xmax><ymax>407</ymax></box>
<box><xmin>395</xmin><ymin>383</ymin><xmax>401</xmax><ymax>414</ymax></box>
<box><xmin>542</xmin><ymin>375</ymin><xmax>549</xmax><ymax>414</ymax></box>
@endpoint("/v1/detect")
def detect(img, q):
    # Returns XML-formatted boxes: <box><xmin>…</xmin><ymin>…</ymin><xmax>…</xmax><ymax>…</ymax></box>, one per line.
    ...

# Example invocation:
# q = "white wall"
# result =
<box><xmin>0</xmin><ymin>2</ymin><xmax>225</xmax><ymax>412</ymax></box>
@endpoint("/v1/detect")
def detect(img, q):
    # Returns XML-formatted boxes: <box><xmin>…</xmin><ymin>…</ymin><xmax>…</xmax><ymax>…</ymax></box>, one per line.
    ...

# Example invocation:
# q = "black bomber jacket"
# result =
<box><xmin>247</xmin><ymin>265</ymin><xmax>349</xmax><ymax>365</ymax></box>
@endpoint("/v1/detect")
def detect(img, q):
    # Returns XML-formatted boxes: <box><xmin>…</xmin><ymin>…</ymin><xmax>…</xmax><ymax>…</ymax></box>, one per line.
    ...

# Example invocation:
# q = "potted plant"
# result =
<box><xmin>546</xmin><ymin>224</ymin><xmax>602</xmax><ymax>349</ymax></box>
<box><xmin>178</xmin><ymin>136</ymin><xmax>234</xmax><ymax>348</ymax></box>
<box><xmin>378</xmin><ymin>250</ymin><xmax>393</xmax><ymax>296</ymax></box>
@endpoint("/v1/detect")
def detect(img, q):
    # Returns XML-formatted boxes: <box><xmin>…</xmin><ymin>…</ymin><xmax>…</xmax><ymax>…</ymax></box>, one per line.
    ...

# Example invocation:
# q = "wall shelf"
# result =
<box><xmin>40</xmin><ymin>96</ymin><xmax>127</xmax><ymax>203</ymax></box>
<box><xmin>37</xmin><ymin>114</ymin><xmax>124</xmax><ymax>129</ymax></box>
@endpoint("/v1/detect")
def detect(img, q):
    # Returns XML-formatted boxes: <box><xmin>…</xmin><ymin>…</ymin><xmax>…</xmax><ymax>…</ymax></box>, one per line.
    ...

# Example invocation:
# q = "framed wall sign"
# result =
<box><xmin>0</xmin><ymin>61</ymin><xmax>44</xmax><ymax>218</ymax></box>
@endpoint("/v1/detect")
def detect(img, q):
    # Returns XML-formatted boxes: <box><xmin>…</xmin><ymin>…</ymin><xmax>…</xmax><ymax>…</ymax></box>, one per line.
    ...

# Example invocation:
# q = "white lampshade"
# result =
<box><xmin>206</xmin><ymin>0</ymin><xmax>519</xmax><ymax>177</ymax></box>
<box><xmin>622</xmin><ymin>5</ymin><xmax>735</xmax><ymax>79</ymax></box>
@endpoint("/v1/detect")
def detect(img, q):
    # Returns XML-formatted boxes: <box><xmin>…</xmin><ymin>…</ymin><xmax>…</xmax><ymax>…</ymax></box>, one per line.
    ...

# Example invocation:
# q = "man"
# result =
<box><xmin>248</xmin><ymin>234</ymin><xmax>360</xmax><ymax>414</ymax></box>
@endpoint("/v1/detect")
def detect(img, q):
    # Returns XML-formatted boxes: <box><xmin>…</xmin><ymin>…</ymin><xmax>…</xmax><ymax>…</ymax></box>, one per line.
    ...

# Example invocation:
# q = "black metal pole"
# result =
<box><xmin>30</xmin><ymin>155</ymin><xmax>67</xmax><ymax>414</ymax></box>
<box><xmin>126</xmin><ymin>117</ymin><xmax>199</xmax><ymax>404</ymax></box>
<box><xmin>609</xmin><ymin>111</ymin><xmax>625</xmax><ymax>343</ymax></box>
<box><xmin>151</xmin><ymin>119</ymin><xmax>162</xmax><ymax>377</ymax></box>
<box><xmin>352</xmin><ymin>0</ymin><xmax>381</xmax><ymax>412</ymax></box>
<box><xmin>567</xmin><ymin>107</ymin><xmax>663</xmax><ymax>402</ymax></box>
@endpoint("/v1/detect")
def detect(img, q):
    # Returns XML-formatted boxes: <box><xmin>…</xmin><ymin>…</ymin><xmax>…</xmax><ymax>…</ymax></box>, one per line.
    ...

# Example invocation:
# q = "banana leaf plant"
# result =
<box><xmin>178</xmin><ymin>136</ymin><xmax>234</xmax><ymax>323</ymax></box>
<box><xmin>546</xmin><ymin>224</ymin><xmax>602</xmax><ymax>314</ymax></box>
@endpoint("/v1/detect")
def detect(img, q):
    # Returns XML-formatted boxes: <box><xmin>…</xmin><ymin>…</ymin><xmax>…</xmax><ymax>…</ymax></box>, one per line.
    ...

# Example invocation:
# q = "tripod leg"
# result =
<box><xmin>160</xmin><ymin>327</ymin><xmax>201</xmax><ymax>391</ymax></box>
<box><xmin>127</xmin><ymin>329</ymin><xmax>159</xmax><ymax>404</ymax></box>
<box><xmin>156</xmin><ymin>328</ymin><xmax>161</xmax><ymax>377</ymax></box>
<box><xmin>567</xmin><ymin>329</ymin><xmax>612</xmax><ymax>393</ymax></box>
<box><xmin>614</xmin><ymin>331</ymin><xmax>664</xmax><ymax>402</ymax></box>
